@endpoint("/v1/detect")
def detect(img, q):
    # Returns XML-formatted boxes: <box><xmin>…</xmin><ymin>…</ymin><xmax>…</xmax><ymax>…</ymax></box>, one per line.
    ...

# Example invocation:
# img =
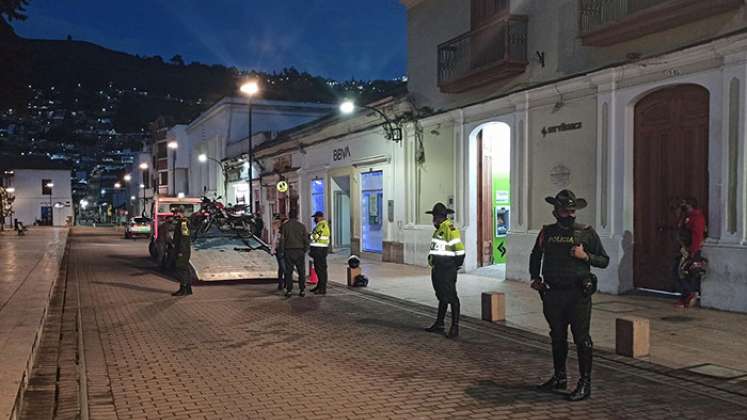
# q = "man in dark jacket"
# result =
<box><xmin>530</xmin><ymin>190</ymin><xmax>609</xmax><ymax>401</ymax></box>
<box><xmin>279</xmin><ymin>209</ymin><xmax>310</xmax><ymax>297</ymax></box>
<box><xmin>171</xmin><ymin>206</ymin><xmax>193</xmax><ymax>296</ymax></box>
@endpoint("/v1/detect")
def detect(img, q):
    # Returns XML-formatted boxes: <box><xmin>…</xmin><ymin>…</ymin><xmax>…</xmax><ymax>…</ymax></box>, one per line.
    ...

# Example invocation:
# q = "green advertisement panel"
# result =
<box><xmin>493</xmin><ymin>172</ymin><xmax>510</xmax><ymax>263</ymax></box>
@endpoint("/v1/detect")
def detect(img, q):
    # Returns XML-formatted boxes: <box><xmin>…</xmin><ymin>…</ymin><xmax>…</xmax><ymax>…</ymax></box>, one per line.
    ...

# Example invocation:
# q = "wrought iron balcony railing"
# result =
<box><xmin>437</xmin><ymin>15</ymin><xmax>528</xmax><ymax>93</ymax></box>
<box><xmin>579</xmin><ymin>0</ymin><xmax>743</xmax><ymax>46</ymax></box>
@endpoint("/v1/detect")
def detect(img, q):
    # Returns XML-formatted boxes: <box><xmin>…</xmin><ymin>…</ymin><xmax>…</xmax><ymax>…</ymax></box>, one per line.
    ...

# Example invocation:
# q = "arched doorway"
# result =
<box><xmin>634</xmin><ymin>84</ymin><xmax>709</xmax><ymax>291</ymax></box>
<box><xmin>473</xmin><ymin>122</ymin><xmax>511</xmax><ymax>268</ymax></box>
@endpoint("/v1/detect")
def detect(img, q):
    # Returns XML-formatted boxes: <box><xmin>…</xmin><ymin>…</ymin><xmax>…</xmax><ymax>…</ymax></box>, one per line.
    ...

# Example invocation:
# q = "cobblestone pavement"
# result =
<box><xmin>69</xmin><ymin>228</ymin><xmax>746</xmax><ymax>419</ymax></box>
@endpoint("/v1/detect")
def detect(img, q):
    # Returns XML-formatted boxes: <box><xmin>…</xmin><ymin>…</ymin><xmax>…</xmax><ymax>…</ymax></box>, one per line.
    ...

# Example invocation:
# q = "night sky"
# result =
<box><xmin>13</xmin><ymin>0</ymin><xmax>407</xmax><ymax>81</ymax></box>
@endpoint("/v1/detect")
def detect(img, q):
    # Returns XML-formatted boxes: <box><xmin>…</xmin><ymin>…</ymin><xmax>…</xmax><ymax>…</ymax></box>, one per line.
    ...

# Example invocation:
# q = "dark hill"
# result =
<box><xmin>2</xmin><ymin>37</ymin><xmax>405</xmax><ymax>130</ymax></box>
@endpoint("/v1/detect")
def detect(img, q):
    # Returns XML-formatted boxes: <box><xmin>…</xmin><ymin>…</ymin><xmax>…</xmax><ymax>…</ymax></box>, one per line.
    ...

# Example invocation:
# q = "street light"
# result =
<box><xmin>339</xmin><ymin>99</ymin><xmax>403</xmax><ymax>142</ymax></box>
<box><xmin>122</xmin><ymin>174</ymin><xmax>132</xmax><ymax>217</ymax></box>
<box><xmin>198</xmin><ymin>153</ymin><xmax>227</xmax><ymax>199</ymax></box>
<box><xmin>240</xmin><ymin>79</ymin><xmax>260</xmax><ymax>212</ymax></box>
<box><xmin>139</xmin><ymin>163</ymin><xmax>149</xmax><ymax>217</ymax></box>
<box><xmin>114</xmin><ymin>182</ymin><xmax>121</xmax><ymax>189</ymax></box>
<box><xmin>168</xmin><ymin>141</ymin><xmax>178</xmax><ymax>196</ymax></box>
<box><xmin>46</xmin><ymin>182</ymin><xmax>54</xmax><ymax>225</ymax></box>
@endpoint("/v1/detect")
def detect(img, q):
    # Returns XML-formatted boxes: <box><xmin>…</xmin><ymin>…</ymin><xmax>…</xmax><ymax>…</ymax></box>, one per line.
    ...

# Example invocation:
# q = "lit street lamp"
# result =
<box><xmin>339</xmin><ymin>99</ymin><xmax>402</xmax><ymax>142</ymax></box>
<box><xmin>139</xmin><ymin>163</ymin><xmax>149</xmax><ymax>216</ymax></box>
<box><xmin>168</xmin><ymin>141</ymin><xmax>178</xmax><ymax>196</ymax></box>
<box><xmin>240</xmin><ymin>80</ymin><xmax>259</xmax><ymax>211</ymax></box>
<box><xmin>46</xmin><ymin>182</ymin><xmax>54</xmax><ymax>225</ymax></box>
<box><xmin>198</xmin><ymin>153</ymin><xmax>227</xmax><ymax>200</ymax></box>
<box><xmin>122</xmin><ymin>174</ymin><xmax>132</xmax><ymax>217</ymax></box>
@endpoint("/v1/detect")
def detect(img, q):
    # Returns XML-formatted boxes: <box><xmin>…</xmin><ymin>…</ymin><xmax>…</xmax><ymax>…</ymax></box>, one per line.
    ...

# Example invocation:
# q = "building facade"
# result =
<box><xmin>0</xmin><ymin>164</ymin><xmax>73</xmax><ymax>227</ymax></box>
<box><xmin>394</xmin><ymin>0</ymin><xmax>747</xmax><ymax>312</ymax></box>
<box><xmin>186</xmin><ymin>97</ymin><xmax>336</xmax><ymax>201</ymax></box>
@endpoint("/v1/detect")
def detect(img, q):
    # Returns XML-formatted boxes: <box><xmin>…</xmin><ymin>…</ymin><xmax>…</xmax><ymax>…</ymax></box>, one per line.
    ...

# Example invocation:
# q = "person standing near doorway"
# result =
<box><xmin>530</xmin><ymin>190</ymin><xmax>609</xmax><ymax>401</ymax></box>
<box><xmin>271</xmin><ymin>214</ymin><xmax>288</xmax><ymax>290</ymax></box>
<box><xmin>424</xmin><ymin>202</ymin><xmax>464</xmax><ymax>339</ymax></box>
<box><xmin>309</xmin><ymin>211</ymin><xmax>330</xmax><ymax>295</ymax></box>
<box><xmin>280</xmin><ymin>209</ymin><xmax>309</xmax><ymax>297</ymax></box>
<box><xmin>674</xmin><ymin>198</ymin><xmax>707</xmax><ymax>308</ymax></box>
<box><xmin>171</xmin><ymin>206</ymin><xmax>193</xmax><ymax>296</ymax></box>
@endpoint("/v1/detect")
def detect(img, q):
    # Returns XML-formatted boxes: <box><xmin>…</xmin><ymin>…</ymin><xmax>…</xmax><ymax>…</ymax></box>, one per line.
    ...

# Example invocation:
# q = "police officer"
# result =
<box><xmin>171</xmin><ymin>206</ymin><xmax>193</xmax><ymax>296</ymax></box>
<box><xmin>309</xmin><ymin>211</ymin><xmax>330</xmax><ymax>295</ymax></box>
<box><xmin>280</xmin><ymin>209</ymin><xmax>310</xmax><ymax>297</ymax></box>
<box><xmin>530</xmin><ymin>190</ymin><xmax>608</xmax><ymax>401</ymax></box>
<box><xmin>425</xmin><ymin>203</ymin><xmax>465</xmax><ymax>339</ymax></box>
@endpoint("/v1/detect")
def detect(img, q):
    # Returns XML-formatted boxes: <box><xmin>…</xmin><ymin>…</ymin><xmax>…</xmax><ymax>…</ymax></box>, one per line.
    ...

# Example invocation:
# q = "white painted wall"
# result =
<box><xmin>10</xmin><ymin>169</ymin><xmax>73</xmax><ymax>226</ymax></box>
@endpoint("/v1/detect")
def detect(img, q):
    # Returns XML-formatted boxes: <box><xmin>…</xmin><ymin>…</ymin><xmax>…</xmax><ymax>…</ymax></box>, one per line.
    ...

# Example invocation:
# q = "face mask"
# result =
<box><xmin>553</xmin><ymin>209</ymin><xmax>575</xmax><ymax>227</ymax></box>
<box><xmin>557</xmin><ymin>215</ymin><xmax>576</xmax><ymax>227</ymax></box>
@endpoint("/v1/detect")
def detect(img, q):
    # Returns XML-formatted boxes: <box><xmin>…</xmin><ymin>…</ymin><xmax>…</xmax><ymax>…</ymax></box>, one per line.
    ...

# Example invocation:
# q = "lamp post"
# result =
<box><xmin>46</xmin><ymin>182</ymin><xmax>54</xmax><ymax>225</ymax></box>
<box><xmin>198</xmin><ymin>153</ymin><xmax>227</xmax><ymax>200</ymax></box>
<box><xmin>240</xmin><ymin>80</ymin><xmax>259</xmax><ymax>212</ymax></box>
<box><xmin>168</xmin><ymin>141</ymin><xmax>178</xmax><ymax>196</ymax></box>
<box><xmin>339</xmin><ymin>99</ymin><xmax>403</xmax><ymax>142</ymax></box>
<box><xmin>123</xmin><ymin>173</ymin><xmax>132</xmax><ymax>217</ymax></box>
<box><xmin>139</xmin><ymin>162</ymin><xmax>149</xmax><ymax>217</ymax></box>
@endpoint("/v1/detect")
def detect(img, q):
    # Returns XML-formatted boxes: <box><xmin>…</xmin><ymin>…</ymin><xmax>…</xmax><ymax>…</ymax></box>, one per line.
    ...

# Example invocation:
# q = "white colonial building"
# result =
<box><xmin>0</xmin><ymin>161</ymin><xmax>73</xmax><ymax>227</ymax></box>
<box><xmin>237</xmin><ymin>0</ymin><xmax>747</xmax><ymax>313</ymax></box>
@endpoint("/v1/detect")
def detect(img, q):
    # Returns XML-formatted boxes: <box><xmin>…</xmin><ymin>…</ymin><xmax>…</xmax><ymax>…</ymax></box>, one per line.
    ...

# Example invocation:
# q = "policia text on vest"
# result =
<box><xmin>530</xmin><ymin>190</ymin><xmax>609</xmax><ymax>402</ymax></box>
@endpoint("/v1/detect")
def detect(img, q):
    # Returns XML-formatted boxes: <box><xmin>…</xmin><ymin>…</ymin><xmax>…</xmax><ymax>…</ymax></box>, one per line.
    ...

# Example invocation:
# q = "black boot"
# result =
<box><xmin>568</xmin><ymin>378</ymin><xmax>591</xmax><ymax>401</ymax></box>
<box><xmin>171</xmin><ymin>285</ymin><xmax>185</xmax><ymax>296</ymax></box>
<box><xmin>425</xmin><ymin>302</ymin><xmax>447</xmax><ymax>333</ymax></box>
<box><xmin>446</xmin><ymin>301</ymin><xmax>460</xmax><ymax>338</ymax></box>
<box><xmin>538</xmin><ymin>341</ymin><xmax>568</xmax><ymax>391</ymax></box>
<box><xmin>568</xmin><ymin>343</ymin><xmax>592</xmax><ymax>401</ymax></box>
<box><xmin>185</xmin><ymin>285</ymin><xmax>193</xmax><ymax>295</ymax></box>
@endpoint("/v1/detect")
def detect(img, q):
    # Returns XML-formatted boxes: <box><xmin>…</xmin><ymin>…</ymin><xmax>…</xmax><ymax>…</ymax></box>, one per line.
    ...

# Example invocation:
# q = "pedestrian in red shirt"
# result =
<box><xmin>674</xmin><ymin>198</ymin><xmax>707</xmax><ymax>308</ymax></box>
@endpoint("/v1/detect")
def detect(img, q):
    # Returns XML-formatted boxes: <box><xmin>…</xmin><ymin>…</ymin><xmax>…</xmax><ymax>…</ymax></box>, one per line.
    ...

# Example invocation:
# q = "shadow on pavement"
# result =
<box><xmin>356</xmin><ymin>317</ymin><xmax>420</xmax><ymax>332</ymax></box>
<box><xmin>464</xmin><ymin>380</ymin><xmax>550</xmax><ymax>405</ymax></box>
<box><xmin>91</xmin><ymin>281</ymin><xmax>172</xmax><ymax>294</ymax></box>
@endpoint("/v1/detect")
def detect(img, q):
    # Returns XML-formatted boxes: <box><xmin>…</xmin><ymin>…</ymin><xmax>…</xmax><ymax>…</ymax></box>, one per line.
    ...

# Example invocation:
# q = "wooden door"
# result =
<box><xmin>477</xmin><ymin>130</ymin><xmax>494</xmax><ymax>267</ymax></box>
<box><xmin>634</xmin><ymin>85</ymin><xmax>709</xmax><ymax>291</ymax></box>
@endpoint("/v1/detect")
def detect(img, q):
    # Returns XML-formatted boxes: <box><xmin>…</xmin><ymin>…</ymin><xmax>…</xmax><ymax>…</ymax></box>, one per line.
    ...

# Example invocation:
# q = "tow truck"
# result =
<box><xmin>148</xmin><ymin>194</ymin><xmax>277</xmax><ymax>282</ymax></box>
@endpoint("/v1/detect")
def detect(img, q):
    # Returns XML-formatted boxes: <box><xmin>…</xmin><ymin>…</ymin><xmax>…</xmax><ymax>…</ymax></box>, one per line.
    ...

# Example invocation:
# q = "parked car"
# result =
<box><xmin>125</xmin><ymin>217</ymin><xmax>152</xmax><ymax>239</ymax></box>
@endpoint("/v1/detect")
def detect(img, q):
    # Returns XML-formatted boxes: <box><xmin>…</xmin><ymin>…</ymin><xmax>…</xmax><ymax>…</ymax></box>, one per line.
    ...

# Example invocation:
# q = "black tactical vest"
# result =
<box><xmin>541</xmin><ymin>223</ymin><xmax>591</xmax><ymax>288</ymax></box>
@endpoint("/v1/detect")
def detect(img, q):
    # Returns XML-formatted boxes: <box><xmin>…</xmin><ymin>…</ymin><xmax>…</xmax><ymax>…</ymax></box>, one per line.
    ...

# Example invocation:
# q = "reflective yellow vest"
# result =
<box><xmin>311</xmin><ymin>219</ymin><xmax>331</xmax><ymax>248</ymax></box>
<box><xmin>429</xmin><ymin>219</ymin><xmax>465</xmax><ymax>266</ymax></box>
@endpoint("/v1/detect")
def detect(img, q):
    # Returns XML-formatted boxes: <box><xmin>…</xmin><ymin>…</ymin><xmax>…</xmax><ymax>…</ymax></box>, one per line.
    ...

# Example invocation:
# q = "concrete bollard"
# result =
<box><xmin>481</xmin><ymin>292</ymin><xmax>505</xmax><ymax>322</ymax></box>
<box><xmin>615</xmin><ymin>317</ymin><xmax>650</xmax><ymax>358</ymax></box>
<box><xmin>347</xmin><ymin>267</ymin><xmax>362</xmax><ymax>287</ymax></box>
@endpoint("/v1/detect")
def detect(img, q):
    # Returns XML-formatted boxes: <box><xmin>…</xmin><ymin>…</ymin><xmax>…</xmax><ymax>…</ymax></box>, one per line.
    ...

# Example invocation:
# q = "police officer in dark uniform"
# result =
<box><xmin>424</xmin><ymin>203</ymin><xmax>465</xmax><ymax>339</ymax></box>
<box><xmin>172</xmin><ymin>206</ymin><xmax>193</xmax><ymax>296</ymax></box>
<box><xmin>530</xmin><ymin>190</ymin><xmax>609</xmax><ymax>401</ymax></box>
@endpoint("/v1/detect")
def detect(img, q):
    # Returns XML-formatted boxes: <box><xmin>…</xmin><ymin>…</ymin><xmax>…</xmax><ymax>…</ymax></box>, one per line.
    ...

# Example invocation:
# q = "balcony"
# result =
<box><xmin>579</xmin><ymin>0</ymin><xmax>743</xmax><ymax>47</ymax></box>
<box><xmin>438</xmin><ymin>15</ymin><xmax>528</xmax><ymax>94</ymax></box>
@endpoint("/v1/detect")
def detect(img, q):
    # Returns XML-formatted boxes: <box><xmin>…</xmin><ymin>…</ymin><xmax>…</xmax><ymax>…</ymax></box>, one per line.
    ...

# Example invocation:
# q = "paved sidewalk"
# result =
<box><xmin>327</xmin><ymin>253</ymin><xmax>747</xmax><ymax>376</ymax></box>
<box><xmin>0</xmin><ymin>227</ymin><xmax>68</xmax><ymax>419</ymax></box>
<box><xmin>49</xmin><ymin>228</ymin><xmax>747</xmax><ymax>418</ymax></box>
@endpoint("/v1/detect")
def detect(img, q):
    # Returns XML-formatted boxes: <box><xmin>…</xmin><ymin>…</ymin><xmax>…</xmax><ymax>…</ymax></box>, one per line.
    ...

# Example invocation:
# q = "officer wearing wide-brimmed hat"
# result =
<box><xmin>424</xmin><ymin>202</ymin><xmax>465</xmax><ymax>338</ymax></box>
<box><xmin>530</xmin><ymin>189</ymin><xmax>609</xmax><ymax>401</ymax></box>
